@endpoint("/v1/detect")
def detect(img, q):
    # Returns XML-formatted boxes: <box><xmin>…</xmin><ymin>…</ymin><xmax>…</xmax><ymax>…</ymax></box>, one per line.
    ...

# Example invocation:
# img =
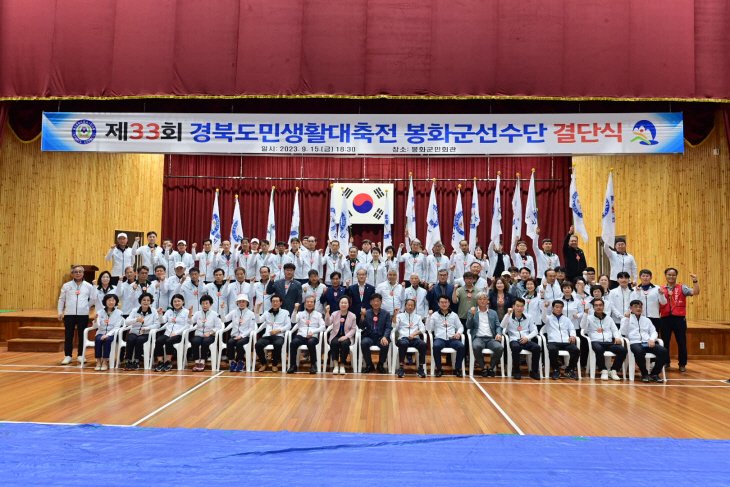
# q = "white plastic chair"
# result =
<box><xmin>112</xmin><ymin>325</ymin><xmax>130</xmax><ymax>369</ymax></box>
<box><xmin>145</xmin><ymin>325</ymin><xmax>165</xmax><ymax>370</ymax></box>
<box><xmin>80</xmin><ymin>323</ymin><xmax>123</xmax><ymax>369</ymax></box>
<box><xmin>171</xmin><ymin>326</ymin><xmax>195</xmax><ymax>371</ymax></box>
<box><xmin>540</xmin><ymin>328</ymin><xmax>581</xmax><ymax>379</ymax></box>
<box><xmin>467</xmin><ymin>333</ymin><xmax>505</xmax><ymax>378</ymax></box>
<box><xmin>323</xmin><ymin>325</ymin><xmax>359</xmax><ymax>373</ymax></box>
<box><xmin>581</xmin><ymin>329</ymin><xmax>627</xmax><ymax>379</ymax></box>
<box><xmin>390</xmin><ymin>329</ymin><xmax>425</xmax><ymax>375</ymax></box>
<box><xmin>625</xmin><ymin>337</ymin><xmax>667</xmax><ymax>382</ymax></box>
<box><xmin>254</xmin><ymin>322</ymin><xmax>289</xmax><ymax>374</ymax></box>
<box><xmin>428</xmin><ymin>331</ymin><xmax>465</xmax><ymax>376</ymax></box>
<box><xmin>506</xmin><ymin>335</ymin><xmax>544</xmax><ymax>378</ymax></box>
<box><xmin>218</xmin><ymin>325</ymin><xmax>256</xmax><ymax>372</ymax></box>
<box><xmin>358</xmin><ymin>328</ymin><xmax>395</xmax><ymax>373</ymax></box>
<box><xmin>286</xmin><ymin>325</ymin><xmax>324</xmax><ymax>373</ymax></box>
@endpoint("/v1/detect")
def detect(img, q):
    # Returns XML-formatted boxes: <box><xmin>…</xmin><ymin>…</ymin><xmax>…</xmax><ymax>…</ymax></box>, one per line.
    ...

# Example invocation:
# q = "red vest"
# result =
<box><xmin>659</xmin><ymin>284</ymin><xmax>687</xmax><ymax>317</ymax></box>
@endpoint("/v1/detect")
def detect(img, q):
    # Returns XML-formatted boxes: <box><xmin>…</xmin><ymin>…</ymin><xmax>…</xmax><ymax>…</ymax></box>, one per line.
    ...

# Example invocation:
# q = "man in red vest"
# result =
<box><xmin>659</xmin><ymin>268</ymin><xmax>699</xmax><ymax>372</ymax></box>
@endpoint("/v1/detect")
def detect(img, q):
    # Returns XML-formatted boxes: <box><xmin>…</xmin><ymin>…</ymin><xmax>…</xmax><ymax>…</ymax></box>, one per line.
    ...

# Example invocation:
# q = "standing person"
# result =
<box><xmin>607</xmin><ymin>271</ymin><xmax>634</xmax><ymax>325</ymax></box>
<box><xmin>383</xmin><ymin>245</ymin><xmax>402</xmax><ymax>283</ymax></box>
<box><xmin>347</xmin><ymin>268</ymin><xmax>375</xmax><ymax>322</ymax></box>
<box><xmin>216</xmin><ymin>240</ymin><xmax>239</xmax><ymax>280</ymax></box>
<box><xmin>487</xmin><ymin>277</ymin><xmax>515</xmax><ymax>322</ymax></box>
<box><xmin>236</xmin><ymin>238</ymin><xmax>258</xmax><ymax>282</ymax></box>
<box><xmin>58</xmin><ymin>265</ymin><xmax>95</xmax><ymax>365</ymax></box>
<box><xmin>323</xmin><ymin>240</ymin><xmax>345</xmax><ymax>285</ymax></box>
<box><xmin>580</xmin><ymin>299</ymin><xmax>626</xmax><ymax>381</ymax></box>
<box><xmin>466</xmin><ymin>292</ymin><xmax>504</xmax><ymax>377</ymax></box>
<box><xmin>266</xmin><ymin>263</ymin><xmax>303</xmax><ymax>316</ymax></box>
<box><xmin>188</xmin><ymin>295</ymin><xmax>223</xmax><ymax>372</ymax></box>
<box><xmin>177</xmin><ymin>267</ymin><xmax>206</xmax><ymax>315</ymax></box>
<box><xmin>659</xmin><ymin>268</ymin><xmax>699</xmax><ymax>372</ymax></box>
<box><xmin>224</xmin><ymin>294</ymin><xmax>257</xmax><ymax>372</ymax></box>
<box><xmin>194</xmin><ymin>239</ymin><xmax>217</xmax><ymax>284</ymax></box>
<box><xmin>403</xmin><ymin>273</ymin><xmax>429</xmax><ymax>318</ymax></box>
<box><xmin>302</xmin><ymin>270</ymin><xmax>327</xmax><ymax>313</ymax></box>
<box><xmin>251</xmin><ymin>266</ymin><xmax>273</xmax><ymax>316</ymax></box>
<box><xmin>342</xmin><ymin>246</ymin><xmax>363</xmax><ymax>286</ymax></box>
<box><xmin>511</xmin><ymin>240</ymin><xmax>536</xmax><ymax>278</ymax></box>
<box><xmin>135</xmin><ymin>231</ymin><xmax>163</xmax><ymax>280</ymax></box>
<box><xmin>621</xmin><ymin>300</ymin><xmax>668</xmax><ymax>383</ymax></box>
<box><xmin>255</xmin><ymin>295</ymin><xmax>291</xmax><ymax>372</ymax></box>
<box><xmin>288</xmin><ymin>238</ymin><xmax>307</xmax><ymax>283</ymax></box>
<box><xmin>562</xmin><ymin>225</ymin><xmax>587</xmax><ymax>282</ymax></box>
<box><xmin>168</xmin><ymin>240</ymin><xmax>195</xmax><ymax>274</ymax></box>
<box><xmin>105</xmin><ymin>233</ymin><xmax>138</xmax><ymax>285</ymax></box>
<box><xmin>357</xmin><ymin>239</ymin><xmax>374</xmax><ymax>265</ymax></box>
<box><xmin>398</xmin><ymin>239</ymin><xmax>427</xmax><ymax>281</ymax></box>
<box><xmin>521</xmin><ymin>278</ymin><xmax>543</xmax><ymax>325</ymax></box>
<box><xmin>392</xmin><ymin>299</ymin><xmax>427</xmax><ymax>378</ymax></box>
<box><xmin>472</xmin><ymin>245</ymin><xmax>489</xmax><ymax>280</ymax></box>
<box><xmin>427</xmin><ymin>295</ymin><xmax>465</xmax><ymax>377</ymax></box>
<box><xmin>532</xmin><ymin>228</ymin><xmax>560</xmax><ymax>284</ymax></box>
<box><xmin>92</xmin><ymin>271</ymin><xmax>117</xmax><ymax>311</ymax></box>
<box><xmin>452</xmin><ymin>262</ymin><xmax>489</xmax><ymax>290</ymax></box>
<box><xmin>297</xmin><ymin>236</ymin><xmax>322</xmax><ymax>285</ymax></box>
<box><xmin>360</xmin><ymin>293</ymin><xmax>392</xmax><ymax>374</ymax></box>
<box><xmin>287</xmin><ymin>297</ymin><xmax>326</xmax><ymax>374</ymax></box>
<box><xmin>604</xmin><ymin>237</ymin><xmax>638</xmax><ymax>289</ymax></box>
<box><xmin>541</xmin><ymin>300</ymin><xmax>580</xmax><ymax>380</ymax></box>
<box><xmin>487</xmin><ymin>240</ymin><xmax>511</xmax><ymax>280</ymax></box>
<box><xmin>206</xmin><ymin>268</ymin><xmax>230</xmax><ymax>317</ymax></box>
<box><xmin>268</xmin><ymin>241</ymin><xmax>295</xmax><ymax>281</ymax></box>
<box><xmin>92</xmin><ymin>294</ymin><xmax>124</xmax><ymax>371</ymax></box>
<box><xmin>151</xmin><ymin>265</ymin><xmax>171</xmax><ymax>311</ymax></box>
<box><xmin>539</xmin><ymin>269</ymin><xmax>562</xmax><ymax>316</ymax></box>
<box><xmin>123</xmin><ymin>292</ymin><xmax>160</xmax><ymax>370</ymax></box>
<box><xmin>365</xmin><ymin>247</ymin><xmax>388</xmax><ymax>287</ymax></box>
<box><xmin>325</xmin><ymin>296</ymin><xmax>357</xmax><ymax>375</ymax></box>
<box><xmin>154</xmin><ymin>294</ymin><xmax>190</xmax><ymax>372</ymax></box>
<box><xmin>453</xmin><ymin>272</ymin><xmax>480</xmax><ymax>324</ymax></box>
<box><xmin>501</xmin><ymin>298</ymin><xmax>541</xmax><ymax>380</ymax></box>
<box><xmin>426</xmin><ymin>241</ymin><xmax>450</xmax><ymax>285</ymax></box>
<box><xmin>631</xmin><ymin>270</ymin><xmax>667</xmax><ymax>332</ymax></box>
<box><xmin>450</xmin><ymin>239</ymin><xmax>475</xmax><ymax>282</ymax></box>
<box><xmin>427</xmin><ymin>269</ymin><xmax>457</xmax><ymax>313</ymax></box>
<box><xmin>227</xmin><ymin>267</ymin><xmax>251</xmax><ymax>312</ymax></box>
<box><xmin>375</xmin><ymin>269</ymin><xmax>405</xmax><ymax>315</ymax></box>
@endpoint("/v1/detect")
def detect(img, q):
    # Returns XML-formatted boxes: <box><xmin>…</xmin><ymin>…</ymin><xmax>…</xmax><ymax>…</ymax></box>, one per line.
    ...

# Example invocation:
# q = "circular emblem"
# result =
<box><xmin>71</xmin><ymin>119</ymin><xmax>96</xmax><ymax>144</ymax></box>
<box><xmin>353</xmin><ymin>193</ymin><xmax>374</xmax><ymax>214</ymax></box>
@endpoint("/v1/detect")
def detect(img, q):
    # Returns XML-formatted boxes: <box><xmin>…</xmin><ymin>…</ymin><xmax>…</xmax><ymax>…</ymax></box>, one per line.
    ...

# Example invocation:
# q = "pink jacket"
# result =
<box><xmin>326</xmin><ymin>310</ymin><xmax>357</xmax><ymax>342</ymax></box>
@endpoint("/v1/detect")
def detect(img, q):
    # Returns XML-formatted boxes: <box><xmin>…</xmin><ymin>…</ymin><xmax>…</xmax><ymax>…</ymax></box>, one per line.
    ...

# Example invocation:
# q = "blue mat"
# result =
<box><xmin>1</xmin><ymin>423</ymin><xmax>729</xmax><ymax>486</ymax></box>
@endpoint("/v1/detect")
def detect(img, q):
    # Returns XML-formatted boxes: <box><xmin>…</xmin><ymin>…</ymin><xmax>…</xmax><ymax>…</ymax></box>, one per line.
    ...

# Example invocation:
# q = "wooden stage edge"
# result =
<box><xmin>1</xmin><ymin>309</ymin><xmax>729</xmax><ymax>359</ymax></box>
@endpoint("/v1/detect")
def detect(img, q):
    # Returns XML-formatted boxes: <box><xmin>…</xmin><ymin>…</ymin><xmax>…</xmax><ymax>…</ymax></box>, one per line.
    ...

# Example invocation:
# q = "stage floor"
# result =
<box><xmin>1</xmin><ymin>348</ymin><xmax>730</xmax><ymax>439</ymax></box>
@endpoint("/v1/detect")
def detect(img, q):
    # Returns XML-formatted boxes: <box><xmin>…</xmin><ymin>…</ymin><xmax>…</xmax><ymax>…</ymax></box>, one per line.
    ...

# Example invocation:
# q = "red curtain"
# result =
<box><xmin>2</xmin><ymin>0</ymin><xmax>730</xmax><ymax>100</ymax></box>
<box><xmin>162</xmin><ymin>156</ymin><xmax>571</xmax><ymax>261</ymax></box>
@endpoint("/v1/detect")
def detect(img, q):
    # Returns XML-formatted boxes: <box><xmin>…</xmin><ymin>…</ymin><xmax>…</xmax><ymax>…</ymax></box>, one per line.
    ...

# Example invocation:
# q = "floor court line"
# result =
<box><xmin>470</xmin><ymin>376</ymin><xmax>525</xmax><ymax>435</ymax></box>
<box><xmin>131</xmin><ymin>371</ymin><xmax>224</xmax><ymax>426</ymax></box>
<box><xmin>0</xmin><ymin>420</ymin><xmax>131</xmax><ymax>427</ymax></box>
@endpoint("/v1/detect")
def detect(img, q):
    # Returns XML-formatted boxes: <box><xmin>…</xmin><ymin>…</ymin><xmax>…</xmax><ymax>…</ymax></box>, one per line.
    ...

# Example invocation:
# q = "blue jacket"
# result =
<box><xmin>465</xmin><ymin>308</ymin><xmax>502</xmax><ymax>340</ymax></box>
<box><xmin>427</xmin><ymin>282</ymin><xmax>458</xmax><ymax>313</ymax></box>
<box><xmin>347</xmin><ymin>283</ymin><xmax>376</xmax><ymax>323</ymax></box>
<box><xmin>361</xmin><ymin>308</ymin><xmax>392</xmax><ymax>339</ymax></box>
<box><xmin>320</xmin><ymin>285</ymin><xmax>347</xmax><ymax>311</ymax></box>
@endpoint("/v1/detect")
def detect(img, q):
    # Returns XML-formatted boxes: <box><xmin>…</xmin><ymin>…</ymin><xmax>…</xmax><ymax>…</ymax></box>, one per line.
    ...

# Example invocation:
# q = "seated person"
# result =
<box><xmin>581</xmin><ymin>298</ymin><xmax>627</xmax><ymax>381</ymax></box>
<box><xmin>224</xmin><ymin>294</ymin><xmax>257</xmax><ymax>372</ymax></box>
<box><xmin>255</xmin><ymin>295</ymin><xmax>291</xmax><ymax>372</ymax></box>
<box><xmin>620</xmin><ymin>300</ymin><xmax>668</xmax><ymax>383</ymax></box>
<box><xmin>465</xmin><ymin>292</ymin><xmax>504</xmax><ymax>377</ymax></box>
<box><xmin>188</xmin><ymin>295</ymin><xmax>223</xmax><ymax>372</ymax></box>
<box><xmin>541</xmin><ymin>300</ymin><xmax>580</xmax><ymax>380</ymax></box>
<box><xmin>392</xmin><ymin>298</ymin><xmax>427</xmax><ymax>378</ymax></box>
<box><xmin>287</xmin><ymin>296</ymin><xmax>326</xmax><ymax>374</ymax></box>
<box><xmin>427</xmin><ymin>295</ymin><xmax>465</xmax><ymax>377</ymax></box>
<box><xmin>325</xmin><ymin>295</ymin><xmax>357</xmax><ymax>375</ymax></box>
<box><xmin>360</xmin><ymin>293</ymin><xmax>392</xmax><ymax>374</ymax></box>
<box><xmin>501</xmin><ymin>298</ymin><xmax>541</xmax><ymax>380</ymax></box>
<box><xmin>123</xmin><ymin>292</ymin><xmax>160</xmax><ymax>370</ymax></box>
<box><xmin>154</xmin><ymin>294</ymin><xmax>190</xmax><ymax>372</ymax></box>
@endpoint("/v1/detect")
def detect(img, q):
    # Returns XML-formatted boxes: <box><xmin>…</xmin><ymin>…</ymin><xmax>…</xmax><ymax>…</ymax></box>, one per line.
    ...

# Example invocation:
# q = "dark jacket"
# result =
<box><xmin>488</xmin><ymin>290</ymin><xmax>515</xmax><ymax>311</ymax></box>
<box><xmin>427</xmin><ymin>282</ymin><xmax>458</xmax><ymax>313</ymax></box>
<box><xmin>266</xmin><ymin>279</ymin><xmax>303</xmax><ymax>315</ymax></box>
<box><xmin>465</xmin><ymin>308</ymin><xmax>502</xmax><ymax>340</ymax></box>
<box><xmin>361</xmin><ymin>308</ymin><xmax>392</xmax><ymax>339</ymax></box>
<box><xmin>347</xmin><ymin>283</ymin><xmax>376</xmax><ymax>324</ymax></box>
<box><xmin>563</xmin><ymin>233</ymin><xmax>587</xmax><ymax>281</ymax></box>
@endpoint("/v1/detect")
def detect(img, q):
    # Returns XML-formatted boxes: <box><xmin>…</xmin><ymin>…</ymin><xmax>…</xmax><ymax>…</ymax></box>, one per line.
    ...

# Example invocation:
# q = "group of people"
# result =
<box><xmin>57</xmin><ymin>226</ymin><xmax>699</xmax><ymax>383</ymax></box>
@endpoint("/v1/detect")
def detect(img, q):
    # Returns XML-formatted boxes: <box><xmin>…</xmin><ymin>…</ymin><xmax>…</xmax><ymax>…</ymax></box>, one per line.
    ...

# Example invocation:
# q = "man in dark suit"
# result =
<box><xmin>427</xmin><ymin>268</ymin><xmax>457</xmax><ymax>313</ymax></box>
<box><xmin>347</xmin><ymin>268</ymin><xmax>375</xmax><ymax>324</ymax></box>
<box><xmin>360</xmin><ymin>293</ymin><xmax>392</xmax><ymax>374</ymax></box>
<box><xmin>266</xmin><ymin>263</ymin><xmax>303</xmax><ymax>315</ymax></box>
<box><xmin>563</xmin><ymin>225</ymin><xmax>587</xmax><ymax>282</ymax></box>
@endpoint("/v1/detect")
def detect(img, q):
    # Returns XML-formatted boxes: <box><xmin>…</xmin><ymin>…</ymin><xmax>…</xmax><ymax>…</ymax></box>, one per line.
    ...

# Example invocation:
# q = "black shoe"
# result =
<box><xmin>529</xmin><ymin>371</ymin><xmax>541</xmax><ymax>380</ymax></box>
<box><xmin>124</xmin><ymin>360</ymin><xmax>131</xmax><ymax>371</ymax></box>
<box><xmin>377</xmin><ymin>364</ymin><xmax>387</xmax><ymax>374</ymax></box>
<box><xmin>132</xmin><ymin>361</ymin><xmax>140</xmax><ymax>370</ymax></box>
<box><xmin>435</xmin><ymin>369</ymin><xmax>443</xmax><ymax>377</ymax></box>
<box><xmin>363</xmin><ymin>363</ymin><xmax>374</xmax><ymax>374</ymax></box>
<box><xmin>641</xmin><ymin>374</ymin><xmax>650</xmax><ymax>383</ymax></box>
<box><xmin>513</xmin><ymin>372</ymin><xmax>522</xmax><ymax>380</ymax></box>
<box><xmin>286</xmin><ymin>366</ymin><xmax>297</xmax><ymax>374</ymax></box>
<box><xmin>551</xmin><ymin>370</ymin><xmax>560</xmax><ymax>380</ymax></box>
<box><xmin>417</xmin><ymin>366</ymin><xmax>426</xmax><ymax>378</ymax></box>
<box><xmin>665</xmin><ymin>363</ymin><xmax>671</xmax><ymax>369</ymax></box>
<box><xmin>154</xmin><ymin>361</ymin><xmax>164</xmax><ymax>372</ymax></box>
<box><xmin>310</xmin><ymin>365</ymin><xmax>317</xmax><ymax>374</ymax></box>
<box><xmin>679</xmin><ymin>366</ymin><xmax>687</xmax><ymax>372</ymax></box>
<box><xmin>163</xmin><ymin>360</ymin><xmax>173</xmax><ymax>372</ymax></box>
<box><xmin>567</xmin><ymin>369</ymin><xmax>578</xmax><ymax>380</ymax></box>
<box><xmin>649</xmin><ymin>374</ymin><xmax>664</xmax><ymax>383</ymax></box>
<box><xmin>405</xmin><ymin>355</ymin><xmax>414</xmax><ymax>365</ymax></box>
<box><xmin>487</xmin><ymin>368</ymin><xmax>496</xmax><ymax>378</ymax></box>
<box><xmin>397</xmin><ymin>366</ymin><xmax>405</xmax><ymax>378</ymax></box>
<box><xmin>455</xmin><ymin>370</ymin><xmax>463</xmax><ymax>378</ymax></box>
<box><xmin>481</xmin><ymin>369</ymin><xmax>489</xmax><ymax>377</ymax></box>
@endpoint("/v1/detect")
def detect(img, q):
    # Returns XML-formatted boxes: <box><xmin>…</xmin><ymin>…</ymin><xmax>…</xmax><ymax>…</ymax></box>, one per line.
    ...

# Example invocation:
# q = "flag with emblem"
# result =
<box><xmin>289</xmin><ymin>188</ymin><xmax>300</xmax><ymax>248</ymax></box>
<box><xmin>451</xmin><ymin>187</ymin><xmax>465</xmax><ymax>252</ymax></box>
<box><xmin>328</xmin><ymin>185</ymin><xmax>339</xmax><ymax>244</ymax></box>
<box><xmin>405</xmin><ymin>175</ymin><xmax>416</xmax><ymax>250</ymax></box>
<box><xmin>383</xmin><ymin>191</ymin><xmax>392</xmax><ymax>250</ymax></box>
<box><xmin>329</xmin><ymin>183</ymin><xmax>393</xmax><ymax>225</ymax></box>
<box><xmin>425</xmin><ymin>181</ymin><xmax>441</xmax><ymax>252</ymax></box>
<box><xmin>469</xmin><ymin>179</ymin><xmax>480</xmax><ymax>252</ymax></box>
<box><xmin>210</xmin><ymin>189</ymin><xmax>222</xmax><ymax>250</ymax></box>
<box><xmin>525</xmin><ymin>171</ymin><xmax>538</xmax><ymax>240</ymax></box>
<box><xmin>230</xmin><ymin>195</ymin><xmax>243</xmax><ymax>245</ymax></box>
<box><xmin>337</xmin><ymin>187</ymin><xmax>351</xmax><ymax>250</ymax></box>
<box><xmin>510</xmin><ymin>175</ymin><xmax>522</xmax><ymax>251</ymax></box>
<box><xmin>266</xmin><ymin>187</ymin><xmax>276</xmax><ymax>244</ymax></box>
<box><xmin>601</xmin><ymin>171</ymin><xmax>616</xmax><ymax>247</ymax></box>
<box><xmin>490</xmin><ymin>173</ymin><xmax>502</xmax><ymax>243</ymax></box>
<box><xmin>569</xmin><ymin>170</ymin><xmax>589</xmax><ymax>242</ymax></box>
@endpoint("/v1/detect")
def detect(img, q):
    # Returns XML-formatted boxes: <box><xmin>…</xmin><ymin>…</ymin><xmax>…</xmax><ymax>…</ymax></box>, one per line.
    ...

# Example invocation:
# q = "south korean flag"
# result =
<box><xmin>333</xmin><ymin>183</ymin><xmax>395</xmax><ymax>224</ymax></box>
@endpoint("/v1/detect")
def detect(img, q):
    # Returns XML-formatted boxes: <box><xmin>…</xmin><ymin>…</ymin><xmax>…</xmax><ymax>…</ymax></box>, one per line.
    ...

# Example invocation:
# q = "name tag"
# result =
<box><xmin>172</xmin><ymin>318</ymin><xmax>177</xmax><ymax>322</ymax></box>
<box><xmin>414</xmin><ymin>259</ymin><xmax>418</xmax><ymax>263</ymax></box>
<box><xmin>310</xmin><ymin>260</ymin><xmax>314</xmax><ymax>264</ymax></box>
<box><xmin>194</xmin><ymin>291</ymin><xmax>198</xmax><ymax>296</ymax></box>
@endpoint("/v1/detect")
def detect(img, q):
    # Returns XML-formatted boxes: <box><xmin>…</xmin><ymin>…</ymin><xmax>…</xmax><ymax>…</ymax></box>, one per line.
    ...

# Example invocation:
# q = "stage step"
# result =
<box><xmin>7</xmin><ymin>338</ymin><xmax>65</xmax><ymax>353</ymax></box>
<box><xmin>18</xmin><ymin>326</ymin><xmax>66</xmax><ymax>339</ymax></box>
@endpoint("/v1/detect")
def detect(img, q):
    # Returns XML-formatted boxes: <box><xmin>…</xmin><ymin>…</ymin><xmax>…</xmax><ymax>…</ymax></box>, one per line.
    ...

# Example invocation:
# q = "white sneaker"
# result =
<box><xmin>340</xmin><ymin>366</ymin><xmax>346</xmax><ymax>375</ymax></box>
<box><xmin>94</xmin><ymin>363</ymin><xmax>102</xmax><ymax>371</ymax></box>
<box><xmin>600</xmin><ymin>370</ymin><xmax>609</xmax><ymax>381</ymax></box>
<box><xmin>77</xmin><ymin>356</ymin><xmax>86</xmax><ymax>364</ymax></box>
<box><xmin>100</xmin><ymin>364</ymin><xmax>108</xmax><ymax>371</ymax></box>
<box><xmin>332</xmin><ymin>364</ymin><xmax>340</xmax><ymax>375</ymax></box>
<box><xmin>61</xmin><ymin>356</ymin><xmax>72</xmax><ymax>365</ymax></box>
<box><xmin>610</xmin><ymin>370</ymin><xmax>621</xmax><ymax>381</ymax></box>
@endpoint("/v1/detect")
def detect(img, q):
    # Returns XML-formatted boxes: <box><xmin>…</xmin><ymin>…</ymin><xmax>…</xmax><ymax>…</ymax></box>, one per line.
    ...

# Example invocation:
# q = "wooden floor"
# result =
<box><xmin>1</xmin><ymin>348</ymin><xmax>729</xmax><ymax>438</ymax></box>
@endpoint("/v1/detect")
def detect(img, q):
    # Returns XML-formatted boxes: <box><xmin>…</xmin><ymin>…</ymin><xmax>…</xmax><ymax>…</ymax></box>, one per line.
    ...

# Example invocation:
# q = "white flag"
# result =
<box><xmin>230</xmin><ymin>195</ymin><xmax>243</xmax><ymax>245</ymax></box>
<box><xmin>569</xmin><ymin>171</ymin><xmax>589</xmax><ymax>242</ymax></box>
<box><xmin>405</xmin><ymin>175</ymin><xmax>417</xmax><ymax>250</ymax></box>
<box><xmin>490</xmin><ymin>173</ymin><xmax>503</xmax><ymax>244</ymax></box>
<box><xmin>337</xmin><ymin>187</ymin><xmax>351</xmax><ymax>251</ymax></box>
<box><xmin>510</xmin><ymin>176</ymin><xmax>523</xmax><ymax>251</ymax></box>
<box><xmin>525</xmin><ymin>171</ymin><xmax>539</xmax><ymax>240</ymax></box>
<box><xmin>601</xmin><ymin>171</ymin><xmax>616</xmax><ymax>247</ymax></box>
<box><xmin>383</xmin><ymin>191</ymin><xmax>393</xmax><ymax>250</ymax></box>
<box><xmin>266</xmin><ymin>187</ymin><xmax>276</xmax><ymax>244</ymax></box>
<box><xmin>425</xmin><ymin>181</ymin><xmax>441</xmax><ymax>252</ymax></box>
<box><xmin>328</xmin><ymin>185</ymin><xmax>339</xmax><ymax>244</ymax></box>
<box><xmin>210</xmin><ymin>189</ymin><xmax>222</xmax><ymax>250</ymax></box>
<box><xmin>451</xmin><ymin>187</ymin><xmax>465</xmax><ymax>252</ymax></box>
<box><xmin>469</xmin><ymin>180</ymin><xmax>480</xmax><ymax>253</ymax></box>
<box><xmin>289</xmin><ymin>188</ymin><xmax>300</xmax><ymax>248</ymax></box>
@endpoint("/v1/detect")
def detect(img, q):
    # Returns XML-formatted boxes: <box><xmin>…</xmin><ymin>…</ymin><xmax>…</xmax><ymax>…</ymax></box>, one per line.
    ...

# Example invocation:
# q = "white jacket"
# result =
<box><xmin>604</xmin><ymin>243</ymin><xmax>638</xmax><ymax>282</ymax></box>
<box><xmin>188</xmin><ymin>310</ymin><xmax>223</xmax><ymax>337</ymax></box>
<box><xmin>135</xmin><ymin>244</ymin><xmax>164</xmax><ymax>271</ymax></box>
<box><xmin>427</xmin><ymin>310</ymin><xmax>463</xmax><ymax>340</ymax></box>
<box><xmin>225</xmin><ymin>307</ymin><xmax>257</xmax><ymax>338</ymax></box>
<box><xmin>291</xmin><ymin>309</ymin><xmax>326</xmax><ymax>338</ymax></box>
<box><xmin>251</xmin><ymin>280</ymin><xmax>273</xmax><ymax>315</ymax></box>
<box><xmin>167</xmin><ymin>251</ymin><xmax>195</xmax><ymax>273</ymax></box>
<box><xmin>607</xmin><ymin>286</ymin><xmax>633</xmax><ymax>323</ymax></box>
<box><xmin>260</xmin><ymin>309</ymin><xmax>291</xmax><ymax>337</ymax></box>
<box><xmin>394</xmin><ymin>311</ymin><xmax>425</xmax><ymax>338</ymax></box>
<box><xmin>105</xmin><ymin>242</ymin><xmax>138</xmax><ymax>276</ymax></box>
<box><xmin>580</xmin><ymin>312</ymin><xmax>620</xmax><ymax>343</ymax></box>
<box><xmin>541</xmin><ymin>310</ymin><xmax>576</xmax><ymax>343</ymax></box>
<box><xmin>449</xmin><ymin>252</ymin><xmax>475</xmax><ymax>281</ymax></box>
<box><xmin>323</xmin><ymin>252</ymin><xmax>345</xmax><ymax>285</ymax></box>
<box><xmin>532</xmin><ymin>238</ymin><xmax>561</xmax><ymax>278</ymax></box>
<box><xmin>58</xmin><ymin>280</ymin><xmax>95</xmax><ymax>316</ymax></box>
<box><xmin>159</xmin><ymin>308</ymin><xmax>190</xmax><ymax>336</ymax></box>
<box><xmin>237</xmin><ymin>251</ymin><xmax>261</xmax><ymax>281</ymax></box>
<box><xmin>364</xmin><ymin>261</ymin><xmax>388</xmax><ymax>287</ymax></box>
<box><xmin>511</xmin><ymin>251</ymin><xmax>536</xmax><ymax>277</ymax></box>
<box><xmin>426</xmin><ymin>254</ymin><xmax>451</xmax><ymax>284</ymax></box>
<box><xmin>631</xmin><ymin>285</ymin><xmax>667</xmax><ymax>319</ymax></box>
<box><xmin>195</xmin><ymin>251</ymin><xmax>219</xmax><ymax>281</ymax></box>
<box><xmin>227</xmin><ymin>280</ymin><xmax>252</xmax><ymax>312</ymax></box>
<box><xmin>205</xmin><ymin>281</ymin><xmax>229</xmax><ymax>315</ymax></box>
<box><xmin>266</xmin><ymin>252</ymin><xmax>295</xmax><ymax>281</ymax></box>
<box><xmin>94</xmin><ymin>308</ymin><xmax>124</xmax><ymax>336</ymax></box>
<box><xmin>398</xmin><ymin>251</ymin><xmax>427</xmax><ymax>280</ymax></box>
<box><xmin>375</xmin><ymin>282</ymin><xmax>405</xmax><ymax>314</ymax></box>
<box><xmin>403</xmin><ymin>286</ymin><xmax>428</xmax><ymax>318</ymax></box>
<box><xmin>216</xmin><ymin>250</ymin><xmax>239</xmax><ymax>279</ymax></box>
<box><xmin>149</xmin><ymin>279</ymin><xmax>171</xmax><ymax>311</ymax></box>
<box><xmin>301</xmin><ymin>282</ymin><xmax>327</xmax><ymax>313</ymax></box>
<box><xmin>620</xmin><ymin>314</ymin><xmax>658</xmax><ymax>345</ymax></box>
<box><xmin>501</xmin><ymin>312</ymin><xmax>538</xmax><ymax>342</ymax></box>
<box><xmin>125</xmin><ymin>308</ymin><xmax>161</xmax><ymax>335</ymax></box>
<box><xmin>94</xmin><ymin>285</ymin><xmax>119</xmax><ymax>310</ymax></box>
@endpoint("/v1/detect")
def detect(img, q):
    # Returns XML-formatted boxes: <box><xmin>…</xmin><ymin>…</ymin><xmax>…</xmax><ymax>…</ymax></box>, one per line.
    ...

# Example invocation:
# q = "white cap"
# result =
<box><xmin>411</xmin><ymin>238</ymin><xmax>421</xmax><ymax>245</ymax></box>
<box><xmin>177</xmin><ymin>240</ymin><xmax>186</xmax><ymax>245</ymax></box>
<box><xmin>117</xmin><ymin>233</ymin><xmax>128</xmax><ymax>239</ymax></box>
<box><xmin>174</xmin><ymin>262</ymin><xmax>186</xmax><ymax>269</ymax></box>
<box><xmin>251</xmin><ymin>238</ymin><xmax>260</xmax><ymax>244</ymax></box>
<box><xmin>236</xmin><ymin>294</ymin><xmax>249</xmax><ymax>302</ymax></box>
<box><xmin>501</xmin><ymin>271</ymin><xmax>511</xmax><ymax>277</ymax></box>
